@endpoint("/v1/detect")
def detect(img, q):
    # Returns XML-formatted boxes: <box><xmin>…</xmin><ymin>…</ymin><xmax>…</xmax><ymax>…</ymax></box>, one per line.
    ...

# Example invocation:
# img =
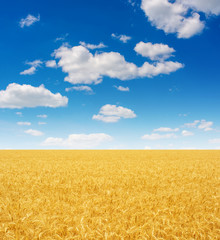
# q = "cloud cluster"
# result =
<box><xmin>141</xmin><ymin>0</ymin><xmax>208</xmax><ymax>38</ymax></box>
<box><xmin>184</xmin><ymin>119</ymin><xmax>213</xmax><ymax>131</ymax></box>
<box><xmin>0</xmin><ymin>83</ymin><xmax>68</xmax><ymax>109</ymax></box>
<box><xmin>17</xmin><ymin>122</ymin><xmax>31</xmax><ymax>126</ymax></box>
<box><xmin>134</xmin><ymin>42</ymin><xmax>175</xmax><ymax>61</ymax></box>
<box><xmin>54</xmin><ymin>44</ymin><xmax>183</xmax><ymax>85</ymax></box>
<box><xmin>42</xmin><ymin>133</ymin><xmax>113</xmax><ymax>148</ymax></box>
<box><xmin>93</xmin><ymin>104</ymin><xmax>136</xmax><ymax>123</ymax></box>
<box><xmin>111</xmin><ymin>33</ymin><xmax>132</xmax><ymax>43</ymax></box>
<box><xmin>19</xmin><ymin>14</ymin><xmax>40</xmax><ymax>28</ymax></box>
<box><xmin>20</xmin><ymin>60</ymin><xmax>43</xmax><ymax>75</ymax></box>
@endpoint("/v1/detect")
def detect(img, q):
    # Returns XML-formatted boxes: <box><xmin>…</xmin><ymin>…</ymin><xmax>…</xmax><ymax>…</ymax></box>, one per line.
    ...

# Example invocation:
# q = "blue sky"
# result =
<box><xmin>0</xmin><ymin>0</ymin><xmax>220</xmax><ymax>149</ymax></box>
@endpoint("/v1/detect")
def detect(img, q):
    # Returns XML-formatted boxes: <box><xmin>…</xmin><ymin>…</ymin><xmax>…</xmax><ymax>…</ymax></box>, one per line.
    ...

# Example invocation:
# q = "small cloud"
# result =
<box><xmin>25</xmin><ymin>129</ymin><xmax>44</xmax><ymax>136</ymax></box>
<box><xmin>17</xmin><ymin>122</ymin><xmax>31</xmax><ymax>126</ymax></box>
<box><xmin>93</xmin><ymin>104</ymin><xmax>136</xmax><ymax>123</ymax></box>
<box><xmin>45</xmin><ymin>60</ymin><xmax>57</xmax><ymax>68</ymax></box>
<box><xmin>38</xmin><ymin>122</ymin><xmax>47</xmax><ymax>125</ymax></box>
<box><xmin>79</xmin><ymin>41</ymin><xmax>107</xmax><ymax>50</ymax></box>
<box><xmin>184</xmin><ymin>120</ymin><xmax>200</xmax><ymax>128</ymax></box>
<box><xmin>37</xmin><ymin>114</ymin><xmax>47</xmax><ymax>118</ymax></box>
<box><xmin>144</xmin><ymin>146</ymin><xmax>151</xmax><ymax>150</ymax></box>
<box><xmin>209</xmin><ymin>139</ymin><xmax>220</xmax><ymax>144</ymax></box>
<box><xmin>16</xmin><ymin>112</ymin><xmax>22</xmax><ymax>116</ymax></box>
<box><xmin>182</xmin><ymin>130</ymin><xmax>194</xmax><ymax>137</ymax></box>
<box><xmin>154</xmin><ymin>127</ymin><xmax>179</xmax><ymax>132</ymax></box>
<box><xmin>134</xmin><ymin>42</ymin><xmax>175</xmax><ymax>61</ymax></box>
<box><xmin>114</xmin><ymin>86</ymin><xmax>130</xmax><ymax>92</ymax></box>
<box><xmin>198</xmin><ymin>120</ymin><xmax>213</xmax><ymax>131</ymax></box>
<box><xmin>20</xmin><ymin>60</ymin><xmax>43</xmax><ymax>75</ymax></box>
<box><xmin>142</xmin><ymin>133</ymin><xmax>177</xmax><ymax>140</ymax></box>
<box><xmin>19</xmin><ymin>14</ymin><xmax>40</xmax><ymax>28</ymax></box>
<box><xmin>111</xmin><ymin>33</ymin><xmax>131</xmax><ymax>43</ymax></box>
<box><xmin>65</xmin><ymin>85</ymin><xmax>93</xmax><ymax>94</ymax></box>
<box><xmin>55</xmin><ymin>33</ymin><xmax>69</xmax><ymax>42</ymax></box>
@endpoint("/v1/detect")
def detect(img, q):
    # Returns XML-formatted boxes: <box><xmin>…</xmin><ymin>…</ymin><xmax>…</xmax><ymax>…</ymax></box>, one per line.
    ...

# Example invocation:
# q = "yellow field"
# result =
<box><xmin>0</xmin><ymin>150</ymin><xmax>219</xmax><ymax>239</ymax></box>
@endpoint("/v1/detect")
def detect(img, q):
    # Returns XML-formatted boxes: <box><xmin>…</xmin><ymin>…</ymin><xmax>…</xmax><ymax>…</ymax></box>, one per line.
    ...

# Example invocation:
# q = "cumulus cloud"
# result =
<box><xmin>0</xmin><ymin>83</ymin><xmax>68</xmax><ymax>109</ymax></box>
<box><xmin>111</xmin><ymin>33</ymin><xmax>132</xmax><ymax>43</ymax></box>
<box><xmin>65</xmin><ymin>85</ymin><xmax>93</xmax><ymax>93</ymax></box>
<box><xmin>25</xmin><ymin>129</ymin><xmax>44</xmax><ymax>136</ymax></box>
<box><xmin>20</xmin><ymin>60</ymin><xmax>42</xmax><ymax>75</ymax></box>
<box><xmin>114</xmin><ymin>86</ymin><xmax>130</xmax><ymax>92</ymax></box>
<box><xmin>79</xmin><ymin>41</ymin><xmax>107</xmax><ymax>49</ymax></box>
<box><xmin>42</xmin><ymin>133</ymin><xmax>113</xmax><ymax>149</ymax></box>
<box><xmin>54</xmin><ymin>45</ymin><xmax>183</xmax><ymax>85</ymax></box>
<box><xmin>45</xmin><ymin>60</ymin><xmax>57</xmax><ymax>68</ymax></box>
<box><xmin>19</xmin><ymin>14</ymin><xmax>40</xmax><ymax>28</ymax></box>
<box><xmin>142</xmin><ymin>133</ymin><xmax>177</xmax><ymax>140</ymax></box>
<box><xmin>93</xmin><ymin>104</ymin><xmax>136</xmax><ymax>123</ymax></box>
<box><xmin>37</xmin><ymin>114</ymin><xmax>47</xmax><ymax>118</ymax></box>
<box><xmin>141</xmin><ymin>0</ymin><xmax>205</xmax><ymax>38</ymax></box>
<box><xmin>182</xmin><ymin>130</ymin><xmax>194</xmax><ymax>136</ymax></box>
<box><xmin>17</xmin><ymin>122</ymin><xmax>31</xmax><ymax>126</ymax></box>
<box><xmin>154</xmin><ymin>127</ymin><xmax>179</xmax><ymax>132</ymax></box>
<box><xmin>135</xmin><ymin>42</ymin><xmax>175</xmax><ymax>61</ymax></box>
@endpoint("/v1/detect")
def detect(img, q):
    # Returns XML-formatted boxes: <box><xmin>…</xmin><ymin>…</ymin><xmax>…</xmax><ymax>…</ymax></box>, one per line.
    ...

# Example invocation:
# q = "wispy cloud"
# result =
<box><xmin>19</xmin><ymin>14</ymin><xmax>40</xmax><ymax>28</ymax></box>
<box><xmin>114</xmin><ymin>86</ymin><xmax>130</xmax><ymax>92</ymax></box>
<box><xmin>20</xmin><ymin>60</ymin><xmax>43</xmax><ymax>75</ymax></box>
<box><xmin>79</xmin><ymin>41</ymin><xmax>107</xmax><ymax>50</ymax></box>
<box><xmin>111</xmin><ymin>33</ymin><xmax>131</xmax><ymax>43</ymax></box>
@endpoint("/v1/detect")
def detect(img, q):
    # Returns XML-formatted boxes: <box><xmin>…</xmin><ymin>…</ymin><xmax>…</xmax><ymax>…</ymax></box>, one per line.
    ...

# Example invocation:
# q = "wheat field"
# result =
<box><xmin>0</xmin><ymin>150</ymin><xmax>219</xmax><ymax>239</ymax></box>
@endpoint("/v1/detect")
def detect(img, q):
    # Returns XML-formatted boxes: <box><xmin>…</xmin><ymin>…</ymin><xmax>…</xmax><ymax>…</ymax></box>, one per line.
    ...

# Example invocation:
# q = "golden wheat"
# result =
<box><xmin>0</xmin><ymin>150</ymin><xmax>219</xmax><ymax>239</ymax></box>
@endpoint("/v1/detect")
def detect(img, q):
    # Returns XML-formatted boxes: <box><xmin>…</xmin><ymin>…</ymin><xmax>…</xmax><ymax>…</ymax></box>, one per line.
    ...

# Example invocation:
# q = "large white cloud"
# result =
<box><xmin>0</xmin><ymin>83</ymin><xmax>68</xmax><ymax>109</ymax></box>
<box><xmin>134</xmin><ymin>42</ymin><xmax>175</xmax><ymax>61</ymax></box>
<box><xmin>93</xmin><ymin>104</ymin><xmax>136</xmax><ymax>123</ymax></box>
<box><xmin>54</xmin><ymin>45</ymin><xmax>183</xmax><ymax>85</ymax></box>
<box><xmin>42</xmin><ymin>133</ymin><xmax>113</xmax><ymax>149</ymax></box>
<box><xmin>19</xmin><ymin>14</ymin><xmax>40</xmax><ymax>28</ymax></box>
<box><xmin>141</xmin><ymin>0</ymin><xmax>205</xmax><ymax>38</ymax></box>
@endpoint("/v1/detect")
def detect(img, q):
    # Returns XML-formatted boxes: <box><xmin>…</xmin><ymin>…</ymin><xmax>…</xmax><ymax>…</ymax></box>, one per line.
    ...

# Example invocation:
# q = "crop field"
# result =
<box><xmin>0</xmin><ymin>150</ymin><xmax>219</xmax><ymax>239</ymax></box>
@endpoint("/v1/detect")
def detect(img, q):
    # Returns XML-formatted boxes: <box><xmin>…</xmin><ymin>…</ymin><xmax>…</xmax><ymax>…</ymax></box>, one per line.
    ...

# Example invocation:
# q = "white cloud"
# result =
<box><xmin>184</xmin><ymin>120</ymin><xmax>200</xmax><ymax>128</ymax></box>
<box><xmin>198</xmin><ymin>120</ymin><xmax>213</xmax><ymax>131</ymax></box>
<box><xmin>114</xmin><ymin>86</ymin><xmax>130</xmax><ymax>92</ymax></box>
<box><xmin>145</xmin><ymin>146</ymin><xmax>152</xmax><ymax>149</ymax></box>
<box><xmin>19</xmin><ymin>14</ymin><xmax>40</xmax><ymax>28</ymax></box>
<box><xmin>37</xmin><ymin>114</ymin><xmax>47</xmax><ymax>118</ymax></box>
<box><xmin>17</xmin><ymin>122</ymin><xmax>31</xmax><ymax>126</ymax></box>
<box><xmin>25</xmin><ymin>129</ymin><xmax>44</xmax><ymax>136</ymax></box>
<box><xmin>79</xmin><ymin>41</ymin><xmax>107</xmax><ymax>49</ymax></box>
<box><xmin>141</xmin><ymin>0</ymin><xmax>205</xmax><ymax>38</ymax></box>
<box><xmin>180</xmin><ymin>0</ymin><xmax>220</xmax><ymax>15</ymax></box>
<box><xmin>134</xmin><ymin>42</ymin><xmax>175</xmax><ymax>61</ymax></box>
<box><xmin>38</xmin><ymin>122</ymin><xmax>47</xmax><ymax>125</ymax></box>
<box><xmin>45</xmin><ymin>60</ymin><xmax>57</xmax><ymax>68</ymax></box>
<box><xmin>111</xmin><ymin>33</ymin><xmax>132</xmax><ymax>43</ymax></box>
<box><xmin>16</xmin><ymin>112</ymin><xmax>22</xmax><ymax>116</ymax></box>
<box><xmin>182</xmin><ymin>130</ymin><xmax>194</xmax><ymax>136</ymax></box>
<box><xmin>20</xmin><ymin>60</ymin><xmax>43</xmax><ymax>75</ymax></box>
<box><xmin>42</xmin><ymin>133</ymin><xmax>113</xmax><ymax>149</ymax></box>
<box><xmin>93</xmin><ymin>104</ymin><xmax>136</xmax><ymax>123</ymax></box>
<box><xmin>65</xmin><ymin>85</ymin><xmax>93</xmax><ymax>93</ymax></box>
<box><xmin>209</xmin><ymin>138</ymin><xmax>220</xmax><ymax>144</ymax></box>
<box><xmin>142</xmin><ymin>133</ymin><xmax>177</xmax><ymax>140</ymax></box>
<box><xmin>0</xmin><ymin>83</ymin><xmax>68</xmax><ymax>109</ymax></box>
<box><xmin>55</xmin><ymin>33</ymin><xmax>69</xmax><ymax>42</ymax></box>
<box><xmin>154</xmin><ymin>127</ymin><xmax>179</xmax><ymax>132</ymax></box>
<box><xmin>54</xmin><ymin>45</ymin><xmax>183</xmax><ymax>85</ymax></box>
